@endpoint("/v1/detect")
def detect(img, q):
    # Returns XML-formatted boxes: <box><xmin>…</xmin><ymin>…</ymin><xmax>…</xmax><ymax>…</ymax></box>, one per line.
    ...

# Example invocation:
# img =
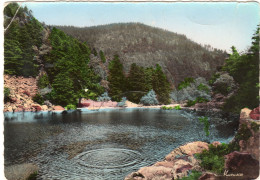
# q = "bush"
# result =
<box><xmin>4</xmin><ymin>87</ymin><xmax>10</xmax><ymax>102</ymax></box>
<box><xmin>97</xmin><ymin>92</ymin><xmax>111</xmax><ymax>102</ymax></box>
<box><xmin>65</xmin><ymin>104</ymin><xmax>76</xmax><ymax>110</ymax></box>
<box><xmin>235</xmin><ymin>123</ymin><xmax>252</xmax><ymax>141</ymax></box>
<box><xmin>32</xmin><ymin>93</ymin><xmax>44</xmax><ymax>105</ymax></box>
<box><xmin>251</xmin><ymin>122</ymin><xmax>259</xmax><ymax>132</ymax></box>
<box><xmin>195</xmin><ymin>143</ymin><xmax>239</xmax><ymax>174</ymax></box>
<box><xmin>26</xmin><ymin>171</ymin><xmax>38</xmax><ymax>180</ymax></box>
<box><xmin>161</xmin><ymin>106</ymin><xmax>173</xmax><ymax>110</ymax></box>
<box><xmin>140</xmin><ymin>89</ymin><xmax>159</xmax><ymax>106</ymax></box>
<box><xmin>178</xmin><ymin>77</ymin><xmax>195</xmax><ymax>90</ymax></box>
<box><xmin>117</xmin><ymin>97</ymin><xmax>127</xmax><ymax>107</ymax></box>
<box><xmin>212</xmin><ymin>73</ymin><xmax>236</xmax><ymax>96</ymax></box>
<box><xmin>174</xmin><ymin>105</ymin><xmax>181</xmax><ymax>110</ymax></box>
<box><xmin>171</xmin><ymin>77</ymin><xmax>211</xmax><ymax>103</ymax></box>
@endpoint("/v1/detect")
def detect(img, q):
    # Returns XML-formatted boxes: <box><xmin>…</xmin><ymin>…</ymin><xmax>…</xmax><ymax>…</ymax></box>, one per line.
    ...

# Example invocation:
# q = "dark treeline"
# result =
<box><xmin>108</xmin><ymin>55</ymin><xmax>171</xmax><ymax>104</ymax></box>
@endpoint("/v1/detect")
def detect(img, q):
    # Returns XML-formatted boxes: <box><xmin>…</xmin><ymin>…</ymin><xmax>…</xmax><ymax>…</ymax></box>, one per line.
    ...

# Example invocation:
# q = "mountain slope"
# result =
<box><xmin>57</xmin><ymin>23</ymin><xmax>227</xmax><ymax>86</ymax></box>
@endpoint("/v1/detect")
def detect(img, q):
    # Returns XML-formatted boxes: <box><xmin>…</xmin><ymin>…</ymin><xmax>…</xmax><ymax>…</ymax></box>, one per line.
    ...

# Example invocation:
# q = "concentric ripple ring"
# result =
<box><xmin>75</xmin><ymin>148</ymin><xmax>143</xmax><ymax>169</ymax></box>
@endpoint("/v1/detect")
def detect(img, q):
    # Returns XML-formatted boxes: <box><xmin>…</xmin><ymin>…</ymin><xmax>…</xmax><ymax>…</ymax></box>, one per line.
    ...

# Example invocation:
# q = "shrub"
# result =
<box><xmin>117</xmin><ymin>97</ymin><xmax>127</xmax><ymax>107</ymax></box>
<box><xmin>212</xmin><ymin>73</ymin><xmax>236</xmax><ymax>96</ymax></box>
<box><xmin>178</xmin><ymin>77</ymin><xmax>195</xmax><ymax>90</ymax></box>
<box><xmin>140</xmin><ymin>89</ymin><xmax>159</xmax><ymax>106</ymax></box>
<box><xmin>4</xmin><ymin>87</ymin><xmax>10</xmax><ymax>102</ymax></box>
<box><xmin>180</xmin><ymin>170</ymin><xmax>202</xmax><ymax>180</ymax></box>
<box><xmin>161</xmin><ymin>106</ymin><xmax>173</xmax><ymax>110</ymax></box>
<box><xmin>195</xmin><ymin>143</ymin><xmax>239</xmax><ymax>174</ymax></box>
<box><xmin>32</xmin><ymin>93</ymin><xmax>44</xmax><ymax>105</ymax></box>
<box><xmin>172</xmin><ymin>77</ymin><xmax>211</xmax><ymax>103</ymax></box>
<box><xmin>38</xmin><ymin>74</ymin><xmax>49</xmax><ymax>89</ymax></box>
<box><xmin>65</xmin><ymin>104</ymin><xmax>76</xmax><ymax>110</ymax></box>
<box><xmin>209</xmin><ymin>73</ymin><xmax>220</xmax><ymax>86</ymax></box>
<box><xmin>235</xmin><ymin>123</ymin><xmax>252</xmax><ymax>141</ymax></box>
<box><xmin>174</xmin><ymin>105</ymin><xmax>181</xmax><ymax>110</ymax></box>
<box><xmin>97</xmin><ymin>92</ymin><xmax>111</xmax><ymax>102</ymax></box>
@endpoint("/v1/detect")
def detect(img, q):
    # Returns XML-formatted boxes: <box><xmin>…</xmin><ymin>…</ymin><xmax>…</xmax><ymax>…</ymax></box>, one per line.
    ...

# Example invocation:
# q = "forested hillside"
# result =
<box><xmin>57</xmin><ymin>24</ymin><xmax>227</xmax><ymax>85</ymax></box>
<box><xmin>4</xmin><ymin>3</ymin><xmax>104</xmax><ymax>107</ymax></box>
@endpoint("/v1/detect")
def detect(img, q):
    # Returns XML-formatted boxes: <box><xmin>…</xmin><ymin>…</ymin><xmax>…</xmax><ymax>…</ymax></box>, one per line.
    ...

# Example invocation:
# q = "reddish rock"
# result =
<box><xmin>53</xmin><ymin>106</ymin><xmax>65</xmax><ymax>111</ymax></box>
<box><xmin>32</xmin><ymin>105</ymin><xmax>41</xmax><ymax>111</ymax></box>
<box><xmin>212</xmin><ymin>141</ymin><xmax>221</xmax><ymax>147</ymax></box>
<box><xmin>249</xmin><ymin>107</ymin><xmax>260</xmax><ymax>120</ymax></box>
<box><xmin>78</xmin><ymin>103</ymin><xmax>90</xmax><ymax>108</ymax></box>
<box><xmin>23</xmin><ymin>90</ymin><xmax>31</xmax><ymax>96</ymax></box>
<box><xmin>224</xmin><ymin>151</ymin><xmax>259</xmax><ymax>179</ymax></box>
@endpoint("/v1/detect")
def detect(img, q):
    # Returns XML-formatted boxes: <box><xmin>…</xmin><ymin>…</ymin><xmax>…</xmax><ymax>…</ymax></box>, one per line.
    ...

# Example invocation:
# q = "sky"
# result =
<box><xmin>16</xmin><ymin>2</ymin><xmax>260</xmax><ymax>52</ymax></box>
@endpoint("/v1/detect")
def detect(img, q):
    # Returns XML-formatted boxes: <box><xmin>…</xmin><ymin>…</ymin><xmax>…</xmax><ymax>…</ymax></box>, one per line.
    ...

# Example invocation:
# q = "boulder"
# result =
<box><xmin>5</xmin><ymin>163</ymin><xmax>38</xmax><ymax>180</ymax></box>
<box><xmin>53</xmin><ymin>106</ymin><xmax>65</xmax><ymax>111</ymax></box>
<box><xmin>224</xmin><ymin>151</ymin><xmax>259</xmax><ymax>179</ymax></box>
<box><xmin>41</xmin><ymin>105</ymin><xmax>48</xmax><ymax>111</ymax></box>
<box><xmin>240</xmin><ymin>108</ymin><xmax>251</xmax><ymax>119</ymax></box>
<box><xmin>249</xmin><ymin>107</ymin><xmax>260</xmax><ymax>120</ymax></box>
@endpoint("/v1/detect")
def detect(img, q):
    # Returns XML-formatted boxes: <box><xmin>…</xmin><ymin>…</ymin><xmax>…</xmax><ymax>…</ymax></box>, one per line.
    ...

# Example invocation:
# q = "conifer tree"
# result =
<box><xmin>108</xmin><ymin>55</ymin><xmax>126</xmax><ymax>101</ymax></box>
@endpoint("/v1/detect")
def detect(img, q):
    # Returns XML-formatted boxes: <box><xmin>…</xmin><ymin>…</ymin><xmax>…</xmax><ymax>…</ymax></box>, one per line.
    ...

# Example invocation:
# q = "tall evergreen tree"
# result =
<box><xmin>152</xmin><ymin>64</ymin><xmax>171</xmax><ymax>104</ymax></box>
<box><xmin>108</xmin><ymin>55</ymin><xmax>126</xmax><ymax>101</ymax></box>
<box><xmin>126</xmin><ymin>63</ymin><xmax>147</xmax><ymax>103</ymax></box>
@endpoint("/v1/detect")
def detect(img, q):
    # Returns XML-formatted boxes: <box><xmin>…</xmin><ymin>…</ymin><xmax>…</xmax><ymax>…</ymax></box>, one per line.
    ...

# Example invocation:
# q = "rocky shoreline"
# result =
<box><xmin>125</xmin><ymin>107</ymin><xmax>260</xmax><ymax>180</ymax></box>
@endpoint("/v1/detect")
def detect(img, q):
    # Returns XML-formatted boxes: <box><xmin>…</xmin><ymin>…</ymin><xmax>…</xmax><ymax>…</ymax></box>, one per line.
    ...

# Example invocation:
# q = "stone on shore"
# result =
<box><xmin>125</xmin><ymin>141</ymin><xmax>209</xmax><ymax>180</ymax></box>
<box><xmin>5</xmin><ymin>163</ymin><xmax>38</xmax><ymax>180</ymax></box>
<box><xmin>53</xmin><ymin>105</ymin><xmax>65</xmax><ymax>111</ymax></box>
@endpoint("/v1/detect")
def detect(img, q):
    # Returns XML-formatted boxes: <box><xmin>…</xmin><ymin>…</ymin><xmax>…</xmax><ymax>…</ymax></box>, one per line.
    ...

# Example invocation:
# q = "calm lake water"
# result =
<box><xmin>4</xmin><ymin>108</ymin><xmax>238</xmax><ymax>180</ymax></box>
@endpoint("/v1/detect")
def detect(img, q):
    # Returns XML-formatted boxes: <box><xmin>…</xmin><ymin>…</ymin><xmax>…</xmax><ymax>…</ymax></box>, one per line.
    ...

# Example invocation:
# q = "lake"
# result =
<box><xmin>4</xmin><ymin>108</ymin><xmax>238</xmax><ymax>179</ymax></box>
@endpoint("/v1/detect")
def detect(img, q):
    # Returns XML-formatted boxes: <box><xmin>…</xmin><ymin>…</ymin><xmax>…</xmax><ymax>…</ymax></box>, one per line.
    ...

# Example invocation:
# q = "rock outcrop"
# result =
<box><xmin>4</xmin><ymin>75</ymin><xmax>58</xmax><ymax>112</ymax></box>
<box><xmin>126</xmin><ymin>107</ymin><xmax>260</xmax><ymax>180</ymax></box>
<box><xmin>125</xmin><ymin>141</ymin><xmax>209</xmax><ymax>180</ymax></box>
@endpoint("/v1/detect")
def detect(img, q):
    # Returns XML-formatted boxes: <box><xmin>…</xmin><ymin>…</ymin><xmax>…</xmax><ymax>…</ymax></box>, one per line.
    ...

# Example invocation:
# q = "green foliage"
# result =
<box><xmin>26</xmin><ymin>171</ymin><xmax>38</xmax><ymax>180</ymax></box>
<box><xmin>178</xmin><ymin>77</ymin><xmax>195</xmax><ymax>90</ymax></box>
<box><xmin>38</xmin><ymin>74</ymin><xmax>49</xmax><ymax>89</ymax></box>
<box><xmin>4</xmin><ymin>3</ymin><xmax>43</xmax><ymax>77</ymax></box>
<box><xmin>140</xmin><ymin>89</ymin><xmax>159</xmax><ymax>105</ymax></box>
<box><xmin>195</xmin><ymin>143</ymin><xmax>239</xmax><ymax>174</ymax></box>
<box><xmin>174</xmin><ymin>105</ymin><xmax>182</xmax><ymax>110</ymax></box>
<box><xmin>179</xmin><ymin>170</ymin><xmax>202</xmax><ymax>180</ymax></box>
<box><xmin>185</xmin><ymin>97</ymin><xmax>209</xmax><ymax>107</ymax></box>
<box><xmin>209</xmin><ymin>73</ymin><xmax>220</xmax><ymax>86</ymax></box>
<box><xmin>152</xmin><ymin>64</ymin><xmax>171</xmax><ymax>104</ymax></box>
<box><xmin>45</xmin><ymin>27</ymin><xmax>104</xmax><ymax>106</ymax></box>
<box><xmin>222</xmin><ymin>27</ymin><xmax>259</xmax><ymax>113</ymax></box>
<box><xmin>251</xmin><ymin>122</ymin><xmax>259</xmax><ymax>132</ymax></box>
<box><xmin>92</xmin><ymin>48</ymin><xmax>98</xmax><ymax>56</ymax></box>
<box><xmin>4</xmin><ymin>87</ymin><xmax>11</xmax><ymax>102</ymax></box>
<box><xmin>235</xmin><ymin>123</ymin><xmax>252</xmax><ymax>141</ymax></box>
<box><xmin>117</xmin><ymin>97</ymin><xmax>127</xmax><ymax>107</ymax></box>
<box><xmin>197</xmin><ymin>83</ymin><xmax>209</xmax><ymax>93</ymax></box>
<box><xmin>108</xmin><ymin>55</ymin><xmax>126</xmax><ymax>101</ymax></box>
<box><xmin>65</xmin><ymin>104</ymin><xmax>76</xmax><ymax>110</ymax></box>
<box><xmin>99</xmin><ymin>50</ymin><xmax>106</xmax><ymax>63</ymax></box>
<box><xmin>198</xmin><ymin>116</ymin><xmax>209</xmax><ymax>137</ymax></box>
<box><xmin>127</xmin><ymin>63</ymin><xmax>149</xmax><ymax>103</ymax></box>
<box><xmin>32</xmin><ymin>93</ymin><xmax>44</xmax><ymax>105</ymax></box>
<box><xmin>161</xmin><ymin>106</ymin><xmax>173</xmax><ymax>110</ymax></box>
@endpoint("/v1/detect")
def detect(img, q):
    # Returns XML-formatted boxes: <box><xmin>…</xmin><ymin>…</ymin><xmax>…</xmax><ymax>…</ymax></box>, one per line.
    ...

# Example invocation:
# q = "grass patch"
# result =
<box><xmin>26</xmin><ymin>171</ymin><xmax>38</xmax><ymax>180</ymax></box>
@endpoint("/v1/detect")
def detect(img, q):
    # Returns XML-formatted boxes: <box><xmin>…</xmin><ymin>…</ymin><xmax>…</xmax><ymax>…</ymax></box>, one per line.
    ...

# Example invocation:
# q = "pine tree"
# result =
<box><xmin>108</xmin><ymin>55</ymin><xmax>126</xmax><ymax>101</ymax></box>
<box><xmin>127</xmin><ymin>63</ymin><xmax>147</xmax><ymax>103</ymax></box>
<box><xmin>152</xmin><ymin>64</ymin><xmax>171</xmax><ymax>104</ymax></box>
